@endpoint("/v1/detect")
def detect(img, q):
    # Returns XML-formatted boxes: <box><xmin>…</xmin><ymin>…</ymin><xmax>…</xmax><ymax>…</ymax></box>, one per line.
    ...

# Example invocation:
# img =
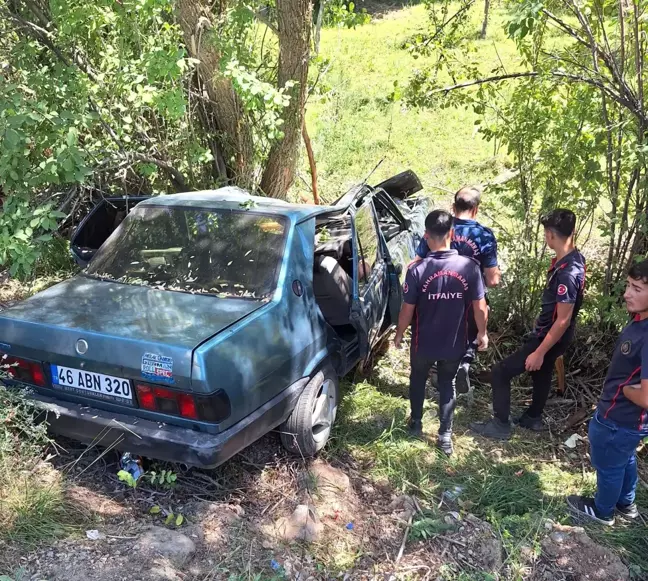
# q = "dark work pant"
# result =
<box><xmin>492</xmin><ymin>336</ymin><xmax>568</xmax><ymax>423</ymax></box>
<box><xmin>410</xmin><ymin>352</ymin><xmax>462</xmax><ymax>433</ymax></box>
<box><xmin>462</xmin><ymin>306</ymin><xmax>478</xmax><ymax>368</ymax></box>
<box><xmin>589</xmin><ymin>411</ymin><xmax>648</xmax><ymax>518</ymax></box>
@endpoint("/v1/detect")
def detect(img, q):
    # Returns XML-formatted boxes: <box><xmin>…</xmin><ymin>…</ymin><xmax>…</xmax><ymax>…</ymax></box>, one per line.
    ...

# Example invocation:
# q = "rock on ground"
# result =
<box><xmin>136</xmin><ymin>526</ymin><xmax>196</xmax><ymax>567</ymax></box>
<box><xmin>271</xmin><ymin>504</ymin><xmax>323</xmax><ymax>542</ymax></box>
<box><xmin>541</xmin><ymin>524</ymin><xmax>630</xmax><ymax>581</ymax></box>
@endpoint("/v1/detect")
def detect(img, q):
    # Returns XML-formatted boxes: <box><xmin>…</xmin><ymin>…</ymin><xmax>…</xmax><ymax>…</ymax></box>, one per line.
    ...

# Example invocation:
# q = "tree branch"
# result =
<box><xmin>428</xmin><ymin>70</ymin><xmax>642</xmax><ymax>120</ymax></box>
<box><xmin>130</xmin><ymin>154</ymin><xmax>188</xmax><ymax>190</ymax></box>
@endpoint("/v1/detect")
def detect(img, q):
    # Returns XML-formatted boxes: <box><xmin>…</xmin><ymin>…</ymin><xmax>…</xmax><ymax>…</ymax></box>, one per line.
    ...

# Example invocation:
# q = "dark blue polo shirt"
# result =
<box><xmin>597</xmin><ymin>316</ymin><xmax>648</xmax><ymax>431</ymax></box>
<box><xmin>533</xmin><ymin>249</ymin><xmax>586</xmax><ymax>341</ymax></box>
<box><xmin>403</xmin><ymin>249</ymin><xmax>484</xmax><ymax>360</ymax></box>
<box><xmin>416</xmin><ymin>218</ymin><xmax>498</xmax><ymax>272</ymax></box>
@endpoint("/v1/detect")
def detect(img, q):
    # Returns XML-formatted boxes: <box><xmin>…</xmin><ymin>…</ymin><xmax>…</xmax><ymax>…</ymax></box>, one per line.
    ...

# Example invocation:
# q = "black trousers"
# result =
<box><xmin>491</xmin><ymin>335</ymin><xmax>569</xmax><ymax>423</ymax></box>
<box><xmin>410</xmin><ymin>352</ymin><xmax>462</xmax><ymax>433</ymax></box>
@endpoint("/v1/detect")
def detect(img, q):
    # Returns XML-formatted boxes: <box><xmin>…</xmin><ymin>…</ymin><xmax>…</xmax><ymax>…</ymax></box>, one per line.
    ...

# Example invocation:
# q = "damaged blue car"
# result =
<box><xmin>0</xmin><ymin>171</ymin><xmax>426</xmax><ymax>468</ymax></box>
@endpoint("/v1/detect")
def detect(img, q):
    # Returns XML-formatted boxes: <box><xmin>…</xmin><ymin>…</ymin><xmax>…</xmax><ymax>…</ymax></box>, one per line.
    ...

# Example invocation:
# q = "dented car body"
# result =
<box><xmin>0</xmin><ymin>171</ymin><xmax>427</xmax><ymax>468</ymax></box>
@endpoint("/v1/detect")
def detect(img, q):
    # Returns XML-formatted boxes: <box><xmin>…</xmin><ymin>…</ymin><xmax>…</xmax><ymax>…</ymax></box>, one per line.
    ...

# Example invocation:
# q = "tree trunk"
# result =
<box><xmin>314</xmin><ymin>0</ymin><xmax>325</xmax><ymax>55</ymax></box>
<box><xmin>175</xmin><ymin>0</ymin><xmax>255</xmax><ymax>187</ymax></box>
<box><xmin>480</xmin><ymin>0</ymin><xmax>490</xmax><ymax>39</ymax></box>
<box><xmin>259</xmin><ymin>0</ymin><xmax>313</xmax><ymax>199</ymax></box>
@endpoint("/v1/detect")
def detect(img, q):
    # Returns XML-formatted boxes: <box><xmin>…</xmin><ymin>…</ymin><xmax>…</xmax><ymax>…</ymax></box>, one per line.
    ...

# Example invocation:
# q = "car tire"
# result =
<box><xmin>280</xmin><ymin>367</ymin><xmax>339</xmax><ymax>458</ymax></box>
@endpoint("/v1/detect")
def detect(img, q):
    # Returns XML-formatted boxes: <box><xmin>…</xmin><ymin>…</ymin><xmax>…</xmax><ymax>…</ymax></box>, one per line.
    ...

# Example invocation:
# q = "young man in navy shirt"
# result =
<box><xmin>412</xmin><ymin>187</ymin><xmax>501</xmax><ymax>393</ymax></box>
<box><xmin>567</xmin><ymin>260</ymin><xmax>648</xmax><ymax>525</ymax></box>
<box><xmin>394</xmin><ymin>210</ymin><xmax>489</xmax><ymax>455</ymax></box>
<box><xmin>471</xmin><ymin>209</ymin><xmax>586</xmax><ymax>439</ymax></box>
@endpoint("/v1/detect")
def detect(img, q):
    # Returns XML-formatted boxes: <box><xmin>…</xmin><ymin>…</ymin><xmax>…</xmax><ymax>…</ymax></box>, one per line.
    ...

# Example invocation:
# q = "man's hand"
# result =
<box><xmin>525</xmin><ymin>350</ymin><xmax>544</xmax><ymax>371</ymax></box>
<box><xmin>394</xmin><ymin>332</ymin><xmax>403</xmax><ymax>349</ymax></box>
<box><xmin>477</xmin><ymin>331</ymin><xmax>489</xmax><ymax>351</ymax></box>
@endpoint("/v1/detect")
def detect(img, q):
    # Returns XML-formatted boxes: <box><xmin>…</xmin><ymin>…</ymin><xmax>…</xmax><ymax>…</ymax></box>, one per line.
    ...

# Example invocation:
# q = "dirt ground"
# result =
<box><xmin>0</xmin><ymin>431</ymin><xmax>632</xmax><ymax>581</ymax></box>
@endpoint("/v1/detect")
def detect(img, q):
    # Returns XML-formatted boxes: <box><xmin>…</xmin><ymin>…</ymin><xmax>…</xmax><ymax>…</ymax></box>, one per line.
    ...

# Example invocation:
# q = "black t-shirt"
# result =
<box><xmin>403</xmin><ymin>249</ymin><xmax>484</xmax><ymax>360</ymax></box>
<box><xmin>533</xmin><ymin>249</ymin><xmax>586</xmax><ymax>340</ymax></box>
<box><xmin>597</xmin><ymin>316</ymin><xmax>648</xmax><ymax>431</ymax></box>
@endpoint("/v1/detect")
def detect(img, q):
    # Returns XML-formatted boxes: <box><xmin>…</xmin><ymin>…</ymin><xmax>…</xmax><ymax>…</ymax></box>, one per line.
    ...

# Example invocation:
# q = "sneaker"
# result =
<box><xmin>514</xmin><ymin>412</ymin><xmax>545</xmax><ymax>432</ymax></box>
<box><xmin>456</xmin><ymin>365</ymin><xmax>471</xmax><ymax>395</ymax></box>
<box><xmin>616</xmin><ymin>502</ymin><xmax>640</xmax><ymax>519</ymax></box>
<box><xmin>469</xmin><ymin>418</ymin><xmax>511</xmax><ymax>440</ymax></box>
<box><xmin>566</xmin><ymin>495</ymin><xmax>615</xmax><ymax>526</ymax></box>
<box><xmin>408</xmin><ymin>419</ymin><xmax>423</xmax><ymax>438</ymax></box>
<box><xmin>437</xmin><ymin>432</ymin><xmax>454</xmax><ymax>456</ymax></box>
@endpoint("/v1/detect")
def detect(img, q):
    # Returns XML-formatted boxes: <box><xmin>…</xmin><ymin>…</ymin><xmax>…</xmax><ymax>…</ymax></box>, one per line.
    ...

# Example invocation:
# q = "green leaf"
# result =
<box><xmin>175</xmin><ymin>514</ymin><xmax>184</xmax><ymax>526</ymax></box>
<box><xmin>149</xmin><ymin>505</ymin><xmax>161</xmax><ymax>515</ymax></box>
<box><xmin>164</xmin><ymin>513</ymin><xmax>174</xmax><ymax>526</ymax></box>
<box><xmin>66</xmin><ymin>127</ymin><xmax>78</xmax><ymax>147</ymax></box>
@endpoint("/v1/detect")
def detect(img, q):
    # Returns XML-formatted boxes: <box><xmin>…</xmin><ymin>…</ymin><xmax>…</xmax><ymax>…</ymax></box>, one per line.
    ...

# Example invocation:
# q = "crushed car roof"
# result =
<box><xmin>139</xmin><ymin>187</ymin><xmax>341</xmax><ymax>223</ymax></box>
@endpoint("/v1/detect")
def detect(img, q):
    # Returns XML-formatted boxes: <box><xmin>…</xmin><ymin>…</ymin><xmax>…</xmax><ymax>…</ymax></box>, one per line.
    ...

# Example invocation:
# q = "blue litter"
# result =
<box><xmin>119</xmin><ymin>452</ymin><xmax>143</xmax><ymax>482</ymax></box>
<box><xmin>346</xmin><ymin>522</ymin><xmax>354</xmax><ymax>530</ymax></box>
<box><xmin>270</xmin><ymin>559</ymin><xmax>281</xmax><ymax>571</ymax></box>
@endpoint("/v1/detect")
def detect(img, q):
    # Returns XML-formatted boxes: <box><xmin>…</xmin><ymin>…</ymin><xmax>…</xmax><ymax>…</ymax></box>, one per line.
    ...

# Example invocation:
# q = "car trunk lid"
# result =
<box><xmin>0</xmin><ymin>276</ymin><xmax>265</xmax><ymax>393</ymax></box>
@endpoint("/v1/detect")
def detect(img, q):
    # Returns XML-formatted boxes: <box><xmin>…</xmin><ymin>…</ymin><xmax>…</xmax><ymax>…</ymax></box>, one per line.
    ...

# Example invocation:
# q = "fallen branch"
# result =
<box><xmin>302</xmin><ymin>120</ymin><xmax>319</xmax><ymax>204</ymax></box>
<box><xmin>395</xmin><ymin>513</ymin><xmax>413</xmax><ymax>564</ymax></box>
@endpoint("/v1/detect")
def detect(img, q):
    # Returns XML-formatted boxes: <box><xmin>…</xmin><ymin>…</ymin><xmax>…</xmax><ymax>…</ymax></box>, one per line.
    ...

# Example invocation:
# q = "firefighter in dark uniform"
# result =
<box><xmin>412</xmin><ymin>186</ymin><xmax>501</xmax><ymax>393</ymax></box>
<box><xmin>471</xmin><ymin>209</ymin><xmax>586</xmax><ymax>439</ymax></box>
<box><xmin>567</xmin><ymin>259</ymin><xmax>648</xmax><ymax>525</ymax></box>
<box><xmin>394</xmin><ymin>210</ymin><xmax>489</xmax><ymax>455</ymax></box>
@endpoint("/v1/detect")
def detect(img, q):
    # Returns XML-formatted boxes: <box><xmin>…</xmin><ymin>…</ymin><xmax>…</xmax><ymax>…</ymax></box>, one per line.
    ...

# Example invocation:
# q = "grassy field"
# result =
<box><xmin>298</xmin><ymin>1</ymin><xmax>522</xmax><ymax>204</ymax></box>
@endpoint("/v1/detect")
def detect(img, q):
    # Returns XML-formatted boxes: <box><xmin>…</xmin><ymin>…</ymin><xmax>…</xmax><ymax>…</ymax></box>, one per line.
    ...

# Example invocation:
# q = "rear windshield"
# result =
<box><xmin>85</xmin><ymin>206</ymin><xmax>287</xmax><ymax>300</ymax></box>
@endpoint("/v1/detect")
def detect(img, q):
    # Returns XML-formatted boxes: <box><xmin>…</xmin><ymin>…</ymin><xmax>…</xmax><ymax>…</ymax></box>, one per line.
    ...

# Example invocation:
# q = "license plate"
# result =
<box><xmin>51</xmin><ymin>365</ymin><xmax>133</xmax><ymax>403</ymax></box>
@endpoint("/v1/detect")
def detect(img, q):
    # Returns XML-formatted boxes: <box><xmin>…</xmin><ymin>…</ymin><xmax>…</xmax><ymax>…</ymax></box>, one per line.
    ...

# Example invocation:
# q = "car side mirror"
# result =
<box><xmin>394</xmin><ymin>263</ymin><xmax>403</xmax><ymax>275</ymax></box>
<box><xmin>402</xmin><ymin>219</ymin><xmax>411</xmax><ymax>230</ymax></box>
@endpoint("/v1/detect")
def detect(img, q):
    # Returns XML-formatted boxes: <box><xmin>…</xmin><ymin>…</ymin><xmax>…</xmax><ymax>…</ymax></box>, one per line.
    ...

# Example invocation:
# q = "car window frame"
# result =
<box><xmin>84</xmin><ymin>205</ymin><xmax>290</xmax><ymax>301</ymax></box>
<box><xmin>354</xmin><ymin>200</ymin><xmax>384</xmax><ymax>292</ymax></box>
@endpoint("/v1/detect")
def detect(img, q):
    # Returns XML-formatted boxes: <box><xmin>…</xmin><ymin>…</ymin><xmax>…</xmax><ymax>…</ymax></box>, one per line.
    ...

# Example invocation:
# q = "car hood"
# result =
<box><xmin>0</xmin><ymin>276</ymin><xmax>264</xmax><ymax>350</ymax></box>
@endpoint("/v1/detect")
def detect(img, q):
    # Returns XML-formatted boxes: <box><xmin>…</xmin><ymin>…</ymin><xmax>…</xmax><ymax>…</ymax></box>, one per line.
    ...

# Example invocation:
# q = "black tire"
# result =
<box><xmin>280</xmin><ymin>367</ymin><xmax>339</xmax><ymax>457</ymax></box>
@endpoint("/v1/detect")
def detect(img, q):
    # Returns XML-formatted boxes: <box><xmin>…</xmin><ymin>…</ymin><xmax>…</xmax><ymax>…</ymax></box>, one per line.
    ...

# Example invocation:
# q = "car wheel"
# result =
<box><xmin>280</xmin><ymin>368</ymin><xmax>338</xmax><ymax>457</ymax></box>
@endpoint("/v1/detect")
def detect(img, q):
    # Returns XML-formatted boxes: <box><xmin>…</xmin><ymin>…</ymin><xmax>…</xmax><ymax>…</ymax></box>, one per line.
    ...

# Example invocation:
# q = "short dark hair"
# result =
<box><xmin>454</xmin><ymin>186</ymin><xmax>481</xmax><ymax>213</ymax></box>
<box><xmin>628</xmin><ymin>259</ymin><xmax>648</xmax><ymax>284</ymax></box>
<box><xmin>425</xmin><ymin>209</ymin><xmax>453</xmax><ymax>239</ymax></box>
<box><xmin>540</xmin><ymin>208</ymin><xmax>576</xmax><ymax>238</ymax></box>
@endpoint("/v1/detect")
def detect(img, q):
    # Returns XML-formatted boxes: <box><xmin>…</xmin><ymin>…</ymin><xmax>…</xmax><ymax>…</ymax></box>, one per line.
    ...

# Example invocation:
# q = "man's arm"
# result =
<box><xmin>483</xmin><ymin>266</ymin><xmax>501</xmax><ymax>288</ymax></box>
<box><xmin>472</xmin><ymin>297</ymin><xmax>489</xmax><ymax>350</ymax></box>
<box><xmin>623</xmin><ymin>380</ymin><xmax>648</xmax><ymax>409</ymax></box>
<box><xmin>481</xmin><ymin>233</ymin><xmax>500</xmax><ymax>287</ymax></box>
<box><xmin>394</xmin><ymin>303</ymin><xmax>416</xmax><ymax>348</ymax></box>
<box><xmin>623</xmin><ymin>340</ymin><xmax>648</xmax><ymax>409</ymax></box>
<box><xmin>394</xmin><ymin>267</ymin><xmax>419</xmax><ymax>347</ymax></box>
<box><xmin>525</xmin><ymin>302</ymin><xmax>574</xmax><ymax>371</ymax></box>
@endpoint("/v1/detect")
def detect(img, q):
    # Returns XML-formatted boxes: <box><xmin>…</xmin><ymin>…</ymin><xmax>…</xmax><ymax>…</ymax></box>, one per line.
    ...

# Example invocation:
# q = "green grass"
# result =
<box><xmin>299</xmin><ymin>2</ymin><xmax>523</xmax><ymax>203</ymax></box>
<box><xmin>326</xmin><ymin>344</ymin><xmax>648</xmax><ymax>578</ymax></box>
<box><xmin>0</xmin><ymin>386</ymin><xmax>82</xmax><ymax>555</ymax></box>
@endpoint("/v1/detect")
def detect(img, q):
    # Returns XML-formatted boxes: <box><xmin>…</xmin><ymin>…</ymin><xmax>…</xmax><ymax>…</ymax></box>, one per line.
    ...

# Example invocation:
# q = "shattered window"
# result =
<box><xmin>85</xmin><ymin>206</ymin><xmax>287</xmax><ymax>300</ymax></box>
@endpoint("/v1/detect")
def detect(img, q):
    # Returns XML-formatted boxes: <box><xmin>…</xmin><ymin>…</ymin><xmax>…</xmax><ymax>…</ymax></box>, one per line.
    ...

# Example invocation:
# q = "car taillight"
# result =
<box><xmin>135</xmin><ymin>383</ymin><xmax>228</xmax><ymax>422</ymax></box>
<box><xmin>1</xmin><ymin>354</ymin><xmax>46</xmax><ymax>387</ymax></box>
<box><xmin>177</xmin><ymin>393</ymin><xmax>198</xmax><ymax>419</ymax></box>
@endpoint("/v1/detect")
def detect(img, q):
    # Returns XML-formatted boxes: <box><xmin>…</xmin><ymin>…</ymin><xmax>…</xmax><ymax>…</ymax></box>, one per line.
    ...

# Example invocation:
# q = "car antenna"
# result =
<box><xmin>362</xmin><ymin>158</ymin><xmax>384</xmax><ymax>187</ymax></box>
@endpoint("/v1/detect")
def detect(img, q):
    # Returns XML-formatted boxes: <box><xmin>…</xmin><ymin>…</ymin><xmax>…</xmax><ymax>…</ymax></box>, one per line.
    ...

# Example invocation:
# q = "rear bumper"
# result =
<box><xmin>30</xmin><ymin>378</ymin><xmax>308</xmax><ymax>468</ymax></box>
